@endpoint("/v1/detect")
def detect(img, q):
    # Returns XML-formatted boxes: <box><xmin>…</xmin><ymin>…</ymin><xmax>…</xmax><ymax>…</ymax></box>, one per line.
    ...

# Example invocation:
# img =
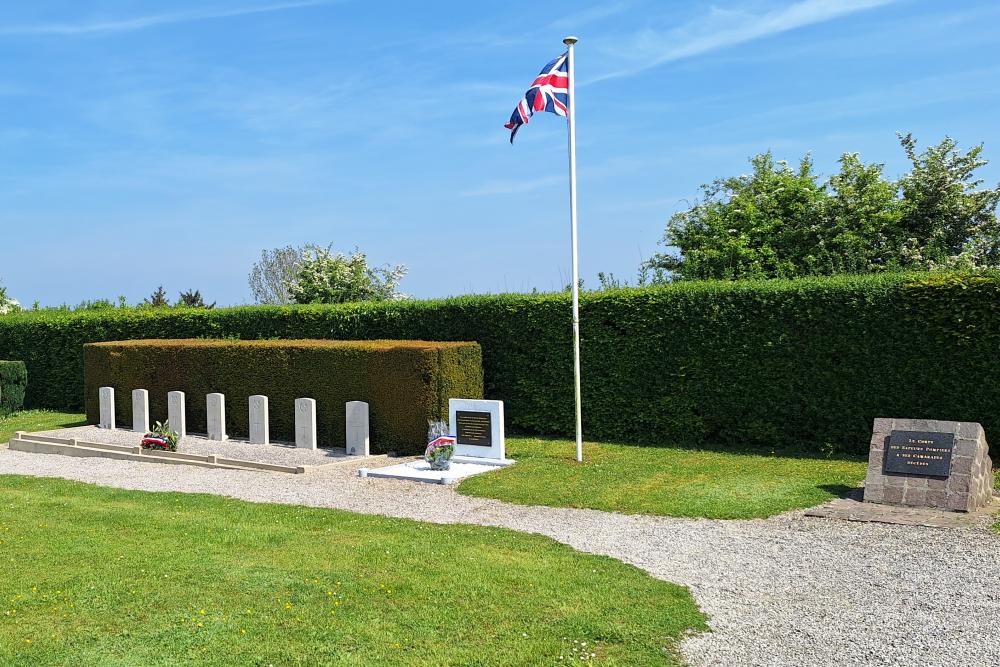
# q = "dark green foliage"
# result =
<box><xmin>0</xmin><ymin>360</ymin><xmax>27</xmax><ymax>415</ymax></box>
<box><xmin>5</xmin><ymin>272</ymin><xmax>1000</xmax><ymax>455</ymax></box>
<box><xmin>145</xmin><ymin>286</ymin><xmax>170</xmax><ymax>308</ymax></box>
<box><xmin>177</xmin><ymin>289</ymin><xmax>215</xmax><ymax>309</ymax></box>
<box><xmin>84</xmin><ymin>339</ymin><xmax>482</xmax><ymax>453</ymax></box>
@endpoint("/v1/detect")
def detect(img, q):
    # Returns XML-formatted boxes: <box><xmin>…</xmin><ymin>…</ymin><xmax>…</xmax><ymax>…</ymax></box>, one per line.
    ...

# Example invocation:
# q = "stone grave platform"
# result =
<box><xmin>9</xmin><ymin>425</ymin><xmax>376</xmax><ymax>475</ymax></box>
<box><xmin>806</xmin><ymin>488</ymin><xmax>1000</xmax><ymax>529</ymax></box>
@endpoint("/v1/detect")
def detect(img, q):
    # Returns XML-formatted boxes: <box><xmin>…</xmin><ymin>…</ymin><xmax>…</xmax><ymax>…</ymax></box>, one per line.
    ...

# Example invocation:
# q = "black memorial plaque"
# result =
<box><xmin>455</xmin><ymin>410</ymin><xmax>492</xmax><ymax>448</ymax></box>
<box><xmin>883</xmin><ymin>430</ymin><xmax>954</xmax><ymax>477</ymax></box>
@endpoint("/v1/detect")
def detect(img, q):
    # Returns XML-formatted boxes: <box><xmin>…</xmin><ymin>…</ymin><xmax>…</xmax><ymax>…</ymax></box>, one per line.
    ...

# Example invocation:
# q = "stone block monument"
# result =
<box><xmin>864</xmin><ymin>417</ymin><xmax>994</xmax><ymax>512</ymax></box>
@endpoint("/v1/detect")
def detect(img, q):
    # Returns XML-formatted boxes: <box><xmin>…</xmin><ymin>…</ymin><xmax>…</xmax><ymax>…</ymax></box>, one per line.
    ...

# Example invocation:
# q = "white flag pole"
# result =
<box><xmin>564</xmin><ymin>35</ymin><xmax>583</xmax><ymax>463</ymax></box>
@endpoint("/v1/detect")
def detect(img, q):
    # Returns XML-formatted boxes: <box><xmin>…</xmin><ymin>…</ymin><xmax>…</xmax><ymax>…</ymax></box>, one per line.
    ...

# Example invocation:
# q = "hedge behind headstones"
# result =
<box><xmin>83</xmin><ymin>339</ymin><xmax>483</xmax><ymax>453</ymax></box>
<box><xmin>4</xmin><ymin>271</ymin><xmax>1000</xmax><ymax>456</ymax></box>
<box><xmin>0</xmin><ymin>360</ymin><xmax>27</xmax><ymax>415</ymax></box>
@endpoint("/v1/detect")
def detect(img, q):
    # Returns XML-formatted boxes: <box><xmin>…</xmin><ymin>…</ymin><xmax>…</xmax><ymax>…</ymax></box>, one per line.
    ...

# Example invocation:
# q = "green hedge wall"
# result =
<box><xmin>3</xmin><ymin>272</ymin><xmax>1000</xmax><ymax>455</ymax></box>
<box><xmin>83</xmin><ymin>339</ymin><xmax>483</xmax><ymax>453</ymax></box>
<box><xmin>0</xmin><ymin>360</ymin><xmax>27</xmax><ymax>415</ymax></box>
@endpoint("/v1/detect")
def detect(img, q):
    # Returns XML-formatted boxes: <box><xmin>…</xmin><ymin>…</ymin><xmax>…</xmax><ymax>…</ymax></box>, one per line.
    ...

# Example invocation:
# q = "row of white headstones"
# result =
<box><xmin>97</xmin><ymin>386</ymin><xmax>370</xmax><ymax>455</ymax></box>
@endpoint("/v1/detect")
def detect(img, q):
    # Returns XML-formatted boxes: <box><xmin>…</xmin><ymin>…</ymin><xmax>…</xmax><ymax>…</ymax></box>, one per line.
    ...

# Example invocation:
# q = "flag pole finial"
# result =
<box><xmin>563</xmin><ymin>35</ymin><xmax>578</xmax><ymax>46</ymax></box>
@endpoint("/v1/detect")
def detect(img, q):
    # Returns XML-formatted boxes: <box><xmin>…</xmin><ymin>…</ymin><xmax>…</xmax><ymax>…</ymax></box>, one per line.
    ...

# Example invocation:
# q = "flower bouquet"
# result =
<box><xmin>424</xmin><ymin>435</ymin><xmax>456</xmax><ymax>471</ymax></box>
<box><xmin>141</xmin><ymin>420</ymin><xmax>180</xmax><ymax>452</ymax></box>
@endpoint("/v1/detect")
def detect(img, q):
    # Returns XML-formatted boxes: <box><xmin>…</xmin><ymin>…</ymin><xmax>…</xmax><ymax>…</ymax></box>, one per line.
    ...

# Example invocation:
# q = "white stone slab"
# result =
<box><xmin>167</xmin><ymin>391</ymin><xmax>186</xmax><ymax>437</ymax></box>
<box><xmin>206</xmin><ymin>393</ymin><xmax>228</xmax><ymax>441</ymax></box>
<box><xmin>449</xmin><ymin>398</ymin><xmax>505</xmax><ymax>462</ymax></box>
<box><xmin>249</xmin><ymin>395</ymin><xmax>269</xmax><ymax>444</ymax></box>
<box><xmin>98</xmin><ymin>386</ymin><xmax>115</xmax><ymax>430</ymax></box>
<box><xmin>132</xmin><ymin>389</ymin><xmax>150</xmax><ymax>433</ymax></box>
<box><xmin>359</xmin><ymin>459</ymin><xmax>513</xmax><ymax>485</ymax></box>
<box><xmin>295</xmin><ymin>398</ymin><xmax>317</xmax><ymax>450</ymax></box>
<box><xmin>345</xmin><ymin>400</ymin><xmax>369</xmax><ymax>456</ymax></box>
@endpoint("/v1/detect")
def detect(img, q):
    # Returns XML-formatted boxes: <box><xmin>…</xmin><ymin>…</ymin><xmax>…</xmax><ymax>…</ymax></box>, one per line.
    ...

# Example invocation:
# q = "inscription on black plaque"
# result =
<box><xmin>455</xmin><ymin>410</ymin><xmax>492</xmax><ymax>448</ymax></box>
<box><xmin>883</xmin><ymin>430</ymin><xmax>954</xmax><ymax>477</ymax></box>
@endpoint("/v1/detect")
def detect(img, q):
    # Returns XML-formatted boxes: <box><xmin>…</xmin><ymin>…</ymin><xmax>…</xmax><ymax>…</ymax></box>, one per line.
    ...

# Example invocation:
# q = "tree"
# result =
<box><xmin>896</xmin><ymin>133</ymin><xmax>1000</xmax><ymax>269</ymax></box>
<box><xmin>645</xmin><ymin>135</ymin><xmax>1000</xmax><ymax>280</ymax></box>
<box><xmin>0</xmin><ymin>283</ymin><xmax>19</xmax><ymax>315</ymax></box>
<box><xmin>178</xmin><ymin>289</ymin><xmax>215</xmax><ymax>309</ymax></box>
<box><xmin>249</xmin><ymin>245</ymin><xmax>307</xmax><ymax>305</ymax></box>
<box><xmin>288</xmin><ymin>246</ymin><xmax>407</xmax><ymax>304</ymax></box>
<box><xmin>144</xmin><ymin>286</ymin><xmax>170</xmax><ymax>308</ymax></box>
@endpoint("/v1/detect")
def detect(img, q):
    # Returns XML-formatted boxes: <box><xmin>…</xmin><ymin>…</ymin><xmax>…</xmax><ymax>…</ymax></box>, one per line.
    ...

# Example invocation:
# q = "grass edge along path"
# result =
<box><xmin>459</xmin><ymin>437</ymin><xmax>870</xmax><ymax>520</ymax></box>
<box><xmin>0</xmin><ymin>475</ymin><xmax>706</xmax><ymax>666</ymax></box>
<box><xmin>0</xmin><ymin>410</ymin><xmax>86</xmax><ymax>445</ymax></box>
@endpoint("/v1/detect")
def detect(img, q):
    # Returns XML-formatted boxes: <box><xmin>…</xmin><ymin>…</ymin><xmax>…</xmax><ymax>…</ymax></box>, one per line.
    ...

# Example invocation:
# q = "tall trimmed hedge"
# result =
<box><xmin>83</xmin><ymin>339</ymin><xmax>482</xmax><ymax>453</ymax></box>
<box><xmin>0</xmin><ymin>360</ymin><xmax>27</xmax><ymax>415</ymax></box>
<box><xmin>3</xmin><ymin>272</ymin><xmax>1000</xmax><ymax>455</ymax></box>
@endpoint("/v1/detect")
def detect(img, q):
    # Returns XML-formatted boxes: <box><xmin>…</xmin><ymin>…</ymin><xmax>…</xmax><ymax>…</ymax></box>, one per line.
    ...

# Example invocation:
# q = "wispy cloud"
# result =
<box><xmin>589</xmin><ymin>0</ymin><xmax>899</xmax><ymax>83</ymax></box>
<box><xmin>0</xmin><ymin>1</ymin><xmax>336</xmax><ymax>36</ymax></box>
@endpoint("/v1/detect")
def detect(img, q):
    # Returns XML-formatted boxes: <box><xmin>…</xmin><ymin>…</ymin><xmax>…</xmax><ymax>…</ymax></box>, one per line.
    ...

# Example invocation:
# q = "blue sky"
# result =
<box><xmin>2</xmin><ymin>0</ymin><xmax>999</xmax><ymax>306</ymax></box>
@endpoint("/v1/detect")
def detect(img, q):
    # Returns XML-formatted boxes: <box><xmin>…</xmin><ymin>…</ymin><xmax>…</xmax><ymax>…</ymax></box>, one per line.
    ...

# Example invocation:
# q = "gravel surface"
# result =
<box><xmin>37</xmin><ymin>425</ymin><xmax>350</xmax><ymax>466</ymax></box>
<box><xmin>1</xmin><ymin>445</ymin><xmax>998</xmax><ymax>667</ymax></box>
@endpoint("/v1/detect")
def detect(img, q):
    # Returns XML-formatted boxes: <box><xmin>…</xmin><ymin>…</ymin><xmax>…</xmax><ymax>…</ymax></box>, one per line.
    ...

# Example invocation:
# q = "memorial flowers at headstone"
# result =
<box><xmin>425</xmin><ymin>420</ymin><xmax>455</xmax><ymax>470</ymax></box>
<box><xmin>141</xmin><ymin>420</ymin><xmax>180</xmax><ymax>452</ymax></box>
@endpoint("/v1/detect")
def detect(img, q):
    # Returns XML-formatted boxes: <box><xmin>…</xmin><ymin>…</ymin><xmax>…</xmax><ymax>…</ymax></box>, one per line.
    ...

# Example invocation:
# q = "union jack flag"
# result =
<box><xmin>504</xmin><ymin>52</ymin><xmax>569</xmax><ymax>143</ymax></box>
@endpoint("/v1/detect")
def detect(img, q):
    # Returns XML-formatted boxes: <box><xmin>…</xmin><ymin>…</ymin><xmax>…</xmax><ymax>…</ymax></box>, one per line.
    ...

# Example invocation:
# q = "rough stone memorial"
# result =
<box><xmin>864</xmin><ymin>417</ymin><xmax>994</xmax><ymax>512</ymax></box>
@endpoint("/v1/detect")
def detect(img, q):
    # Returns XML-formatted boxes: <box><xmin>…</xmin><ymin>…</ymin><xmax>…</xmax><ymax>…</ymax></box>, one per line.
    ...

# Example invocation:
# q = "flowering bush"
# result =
<box><xmin>424</xmin><ymin>435</ymin><xmax>456</xmax><ymax>471</ymax></box>
<box><xmin>0</xmin><ymin>285</ymin><xmax>19</xmax><ymax>315</ymax></box>
<box><xmin>141</xmin><ymin>420</ymin><xmax>180</xmax><ymax>452</ymax></box>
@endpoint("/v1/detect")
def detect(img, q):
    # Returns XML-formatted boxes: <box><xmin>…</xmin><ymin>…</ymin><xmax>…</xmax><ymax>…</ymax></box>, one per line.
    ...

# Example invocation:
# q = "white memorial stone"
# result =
<box><xmin>249</xmin><ymin>395</ymin><xmax>269</xmax><ymax>445</ymax></box>
<box><xmin>99</xmin><ymin>386</ymin><xmax>115</xmax><ymax>429</ymax></box>
<box><xmin>207</xmin><ymin>392</ymin><xmax>228</xmax><ymax>441</ymax></box>
<box><xmin>345</xmin><ymin>400</ymin><xmax>370</xmax><ymax>456</ymax></box>
<box><xmin>132</xmin><ymin>389</ymin><xmax>150</xmax><ymax>433</ymax></box>
<box><xmin>167</xmin><ymin>391</ymin><xmax>186</xmax><ymax>437</ymax></box>
<box><xmin>295</xmin><ymin>398</ymin><xmax>317</xmax><ymax>450</ymax></box>
<box><xmin>448</xmin><ymin>398</ymin><xmax>512</xmax><ymax>465</ymax></box>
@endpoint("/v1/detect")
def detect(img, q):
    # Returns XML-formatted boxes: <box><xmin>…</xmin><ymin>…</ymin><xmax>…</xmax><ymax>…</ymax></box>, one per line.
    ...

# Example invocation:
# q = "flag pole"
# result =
<box><xmin>564</xmin><ymin>35</ymin><xmax>583</xmax><ymax>463</ymax></box>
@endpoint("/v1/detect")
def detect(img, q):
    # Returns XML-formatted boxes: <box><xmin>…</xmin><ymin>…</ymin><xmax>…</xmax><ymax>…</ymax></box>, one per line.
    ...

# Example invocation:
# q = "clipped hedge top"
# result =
<box><xmin>85</xmin><ymin>339</ymin><xmax>477</xmax><ymax>351</ymax></box>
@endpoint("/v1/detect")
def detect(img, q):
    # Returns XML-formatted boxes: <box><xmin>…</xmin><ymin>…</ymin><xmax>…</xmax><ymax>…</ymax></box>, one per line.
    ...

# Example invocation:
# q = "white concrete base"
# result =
<box><xmin>359</xmin><ymin>458</ymin><xmax>514</xmax><ymax>485</ymax></box>
<box><xmin>452</xmin><ymin>455</ymin><xmax>516</xmax><ymax>467</ymax></box>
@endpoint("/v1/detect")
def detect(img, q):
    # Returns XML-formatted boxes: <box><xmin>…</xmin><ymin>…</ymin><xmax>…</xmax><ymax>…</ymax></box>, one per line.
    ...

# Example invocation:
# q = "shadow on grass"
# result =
<box><xmin>818</xmin><ymin>484</ymin><xmax>865</xmax><ymax>501</ymax></box>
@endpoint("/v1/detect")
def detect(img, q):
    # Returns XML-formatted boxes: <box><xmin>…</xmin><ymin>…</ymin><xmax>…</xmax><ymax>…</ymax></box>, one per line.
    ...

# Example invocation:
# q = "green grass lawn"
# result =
<box><xmin>458</xmin><ymin>437</ymin><xmax>870</xmax><ymax>520</ymax></box>
<box><xmin>0</xmin><ymin>410</ymin><xmax>87</xmax><ymax>444</ymax></box>
<box><xmin>0</xmin><ymin>475</ymin><xmax>705</xmax><ymax>666</ymax></box>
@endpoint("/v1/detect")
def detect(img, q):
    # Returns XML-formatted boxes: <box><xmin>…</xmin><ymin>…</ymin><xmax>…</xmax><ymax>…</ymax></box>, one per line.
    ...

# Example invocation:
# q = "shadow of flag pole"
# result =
<box><xmin>564</xmin><ymin>35</ymin><xmax>584</xmax><ymax>463</ymax></box>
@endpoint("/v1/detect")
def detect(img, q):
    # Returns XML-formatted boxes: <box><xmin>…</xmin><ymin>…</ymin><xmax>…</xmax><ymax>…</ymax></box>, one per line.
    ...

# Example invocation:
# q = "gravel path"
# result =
<box><xmin>1</xmin><ymin>446</ymin><xmax>998</xmax><ymax>667</ymax></box>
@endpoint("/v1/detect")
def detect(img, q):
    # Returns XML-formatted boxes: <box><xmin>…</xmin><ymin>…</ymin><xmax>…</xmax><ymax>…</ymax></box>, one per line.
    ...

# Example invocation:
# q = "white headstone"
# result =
<box><xmin>167</xmin><ymin>391</ymin><xmax>186</xmax><ymax>437</ymax></box>
<box><xmin>249</xmin><ymin>395</ymin><xmax>269</xmax><ymax>445</ymax></box>
<box><xmin>345</xmin><ymin>400</ymin><xmax>370</xmax><ymax>456</ymax></box>
<box><xmin>132</xmin><ymin>389</ymin><xmax>150</xmax><ymax>433</ymax></box>
<box><xmin>99</xmin><ymin>386</ymin><xmax>115</xmax><ymax>429</ymax></box>
<box><xmin>448</xmin><ymin>398</ymin><xmax>510</xmax><ymax>464</ymax></box>
<box><xmin>295</xmin><ymin>398</ymin><xmax>317</xmax><ymax>450</ymax></box>
<box><xmin>206</xmin><ymin>392</ymin><xmax>228</xmax><ymax>441</ymax></box>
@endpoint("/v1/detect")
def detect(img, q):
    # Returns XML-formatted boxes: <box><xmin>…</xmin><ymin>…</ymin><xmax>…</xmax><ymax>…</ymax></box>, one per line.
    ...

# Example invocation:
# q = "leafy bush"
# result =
<box><xmin>0</xmin><ymin>360</ymin><xmax>27</xmax><ymax>415</ymax></box>
<box><xmin>4</xmin><ymin>272</ymin><xmax>1000</xmax><ymax>455</ymax></box>
<box><xmin>84</xmin><ymin>339</ymin><xmax>483</xmax><ymax>453</ymax></box>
